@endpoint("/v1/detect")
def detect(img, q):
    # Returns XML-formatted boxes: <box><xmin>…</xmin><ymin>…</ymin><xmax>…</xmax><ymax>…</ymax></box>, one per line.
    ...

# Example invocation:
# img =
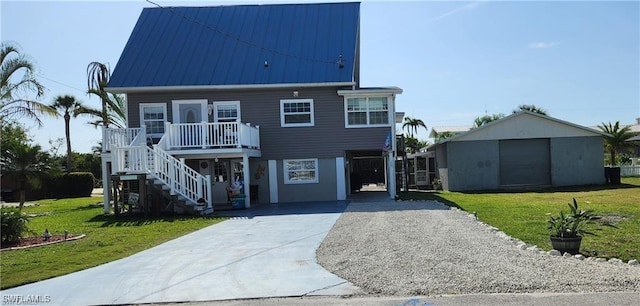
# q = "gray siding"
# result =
<box><xmin>447</xmin><ymin>140</ymin><xmax>500</xmax><ymax>191</ymax></box>
<box><xmin>550</xmin><ymin>136</ymin><xmax>605</xmax><ymax>186</ymax></box>
<box><xmin>128</xmin><ymin>87</ymin><xmax>390</xmax><ymax>160</ymax></box>
<box><xmin>249</xmin><ymin>158</ymin><xmax>270</xmax><ymax>204</ymax></box>
<box><xmin>276</xmin><ymin>158</ymin><xmax>337</xmax><ymax>202</ymax></box>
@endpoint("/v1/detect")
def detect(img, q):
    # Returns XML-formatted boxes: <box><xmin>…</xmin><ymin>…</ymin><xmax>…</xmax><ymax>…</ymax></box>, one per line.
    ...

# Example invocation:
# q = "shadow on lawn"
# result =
<box><xmin>397</xmin><ymin>191</ymin><xmax>464</xmax><ymax>210</ymax></box>
<box><xmin>456</xmin><ymin>183</ymin><xmax>638</xmax><ymax>194</ymax></box>
<box><xmin>87</xmin><ymin>214</ymin><xmax>223</xmax><ymax>227</ymax></box>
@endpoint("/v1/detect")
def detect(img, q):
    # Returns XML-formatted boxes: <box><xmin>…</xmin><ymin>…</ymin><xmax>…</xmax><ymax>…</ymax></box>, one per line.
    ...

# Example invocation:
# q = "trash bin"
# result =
<box><xmin>231</xmin><ymin>195</ymin><xmax>246</xmax><ymax>209</ymax></box>
<box><xmin>604</xmin><ymin>167</ymin><xmax>611</xmax><ymax>184</ymax></box>
<box><xmin>610</xmin><ymin>167</ymin><xmax>621</xmax><ymax>184</ymax></box>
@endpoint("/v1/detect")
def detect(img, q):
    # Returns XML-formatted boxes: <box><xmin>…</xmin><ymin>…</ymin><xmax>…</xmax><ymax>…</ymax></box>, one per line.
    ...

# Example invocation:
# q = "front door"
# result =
<box><xmin>172</xmin><ymin>99</ymin><xmax>207</xmax><ymax>123</ymax></box>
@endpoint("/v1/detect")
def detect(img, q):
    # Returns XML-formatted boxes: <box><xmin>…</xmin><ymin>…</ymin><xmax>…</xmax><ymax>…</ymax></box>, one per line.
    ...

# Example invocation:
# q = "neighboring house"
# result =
<box><xmin>101</xmin><ymin>2</ymin><xmax>402</xmax><ymax>214</ymax></box>
<box><xmin>429</xmin><ymin>111</ymin><xmax>607</xmax><ymax>191</ymax></box>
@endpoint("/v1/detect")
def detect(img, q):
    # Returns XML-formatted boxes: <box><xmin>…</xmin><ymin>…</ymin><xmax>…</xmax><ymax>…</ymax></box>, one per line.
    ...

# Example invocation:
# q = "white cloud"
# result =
<box><xmin>431</xmin><ymin>1</ymin><xmax>483</xmax><ymax>22</ymax></box>
<box><xmin>528</xmin><ymin>41</ymin><xmax>560</xmax><ymax>49</ymax></box>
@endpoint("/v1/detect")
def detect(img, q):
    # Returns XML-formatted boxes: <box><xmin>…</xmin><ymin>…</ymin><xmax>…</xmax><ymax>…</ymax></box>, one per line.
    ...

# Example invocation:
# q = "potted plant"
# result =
<box><xmin>432</xmin><ymin>178</ymin><xmax>442</xmax><ymax>190</ymax></box>
<box><xmin>547</xmin><ymin>198</ymin><xmax>602</xmax><ymax>254</ymax></box>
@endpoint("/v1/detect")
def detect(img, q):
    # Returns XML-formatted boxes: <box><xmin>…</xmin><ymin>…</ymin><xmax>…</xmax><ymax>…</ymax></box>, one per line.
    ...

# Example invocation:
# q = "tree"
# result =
<box><xmin>84</xmin><ymin>90</ymin><xmax>127</xmax><ymax>128</ymax></box>
<box><xmin>598</xmin><ymin>121</ymin><xmax>634</xmax><ymax>166</ymax></box>
<box><xmin>473</xmin><ymin>113</ymin><xmax>504</xmax><ymax>128</ymax></box>
<box><xmin>50</xmin><ymin>95</ymin><xmax>91</xmax><ymax>171</ymax></box>
<box><xmin>0</xmin><ymin>42</ymin><xmax>57</xmax><ymax>126</ymax></box>
<box><xmin>1</xmin><ymin>122</ymin><xmax>29</xmax><ymax>154</ymax></box>
<box><xmin>86</xmin><ymin>62</ymin><xmax>111</xmax><ymax>127</ymax></box>
<box><xmin>1</xmin><ymin>143</ymin><xmax>54</xmax><ymax>211</ymax></box>
<box><xmin>404</xmin><ymin>136</ymin><xmax>429</xmax><ymax>154</ymax></box>
<box><xmin>514</xmin><ymin>104</ymin><xmax>548</xmax><ymax>115</ymax></box>
<box><xmin>433</xmin><ymin>131</ymin><xmax>456</xmax><ymax>143</ymax></box>
<box><xmin>402</xmin><ymin>117</ymin><xmax>427</xmax><ymax>137</ymax></box>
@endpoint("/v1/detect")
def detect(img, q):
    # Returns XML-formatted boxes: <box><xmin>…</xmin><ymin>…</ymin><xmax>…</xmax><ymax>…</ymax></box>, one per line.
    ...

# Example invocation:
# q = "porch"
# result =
<box><xmin>100</xmin><ymin>121</ymin><xmax>261</xmax><ymax>215</ymax></box>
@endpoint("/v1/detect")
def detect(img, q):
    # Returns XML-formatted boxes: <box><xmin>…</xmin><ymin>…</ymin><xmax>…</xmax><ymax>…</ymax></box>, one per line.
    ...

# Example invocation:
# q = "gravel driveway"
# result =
<box><xmin>317</xmin><ymin>200</ymin><xmax>640</xmax><ymax>295</ymax></box>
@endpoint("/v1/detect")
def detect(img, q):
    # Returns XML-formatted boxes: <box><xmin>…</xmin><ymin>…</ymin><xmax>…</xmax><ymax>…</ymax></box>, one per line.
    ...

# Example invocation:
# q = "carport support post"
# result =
<box><xmin>102</xmin><ymin>157</ymin><xmax>111</xmax><ymax>214</ymax></box>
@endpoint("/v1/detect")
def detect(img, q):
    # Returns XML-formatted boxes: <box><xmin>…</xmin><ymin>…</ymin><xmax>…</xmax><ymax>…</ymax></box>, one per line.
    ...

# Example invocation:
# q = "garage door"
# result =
<box><xmin>499</xmin><ymin>139</ymin><xmax>550</xmax><ymax>186</ymax></box>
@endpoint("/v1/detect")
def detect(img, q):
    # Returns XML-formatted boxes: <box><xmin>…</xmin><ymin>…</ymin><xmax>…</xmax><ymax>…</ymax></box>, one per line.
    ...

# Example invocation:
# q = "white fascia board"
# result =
<box><xmin>337</xmin><ymin>87</ymin><xmax>403</xmax><ymax>96</ymax></box>
<box><xmin>106</xmin><ymin>82</ymin><xmax>356</xmax><ymax>94</ymax></box>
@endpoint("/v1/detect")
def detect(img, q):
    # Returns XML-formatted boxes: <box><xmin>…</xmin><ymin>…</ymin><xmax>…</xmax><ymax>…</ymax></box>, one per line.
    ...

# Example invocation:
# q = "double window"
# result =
<box><xmin>139</xmin><ymin>103</ymin><xmax>167</xmax><ymax>138</ymax></box>
<box><xmin>280</xmin><ymin>99</ymin><xmax>314</xmax><ymax>127</ymax></box>
<box><xmin>283</xmin><ymin>159</ymin><xmax>318</xmax><ymax>184</ymax></box>
<box><xmin>345</xmin><ymin>96</ymin><xmax>390</xmax><ymax>127</ymax></box>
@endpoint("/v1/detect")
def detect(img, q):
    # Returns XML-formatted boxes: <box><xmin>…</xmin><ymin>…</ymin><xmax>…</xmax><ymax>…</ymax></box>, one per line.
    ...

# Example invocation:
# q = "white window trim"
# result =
<box><xmin>343</xmin><ymin>95</ymin><xmax>392</xmax><ymax>128</ymax></box>
<box><xmin>139</xmin><ymin>103</ymin><xmax>168</xmax><ymax>138</ymax></box>
<box><xmin>283</xmin><ymin>158</ymin><xmax>319</xmax><ymax>184</ymax></box>
<box><xmin>213</xmin><ymin>101</ymin><xmax>241</xmax><ymax>122</ymax></box>
<box><xmin>171</xmin><ymin>99</ymin><xmax>208</xmax><ymax>123</ymax></box>
<box><xmin>280</xmin><ymin>99</ymin><xmax>315</xmax><ymax>127</ymax></box>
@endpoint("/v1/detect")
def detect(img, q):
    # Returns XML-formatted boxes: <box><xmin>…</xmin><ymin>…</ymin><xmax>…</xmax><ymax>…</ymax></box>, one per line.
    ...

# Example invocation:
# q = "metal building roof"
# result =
<box><xmin>108</xmin><ymin>2</ymin><xmax>360</xmax><ymax>90</ymax></box>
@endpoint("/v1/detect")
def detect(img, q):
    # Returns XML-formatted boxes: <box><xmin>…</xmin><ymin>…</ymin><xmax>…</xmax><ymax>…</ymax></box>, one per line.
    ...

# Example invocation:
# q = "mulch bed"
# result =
<box><xmin>1</xmin><ymin>234</ymin><xmax>86</xmax><ymax>251</ymax></box>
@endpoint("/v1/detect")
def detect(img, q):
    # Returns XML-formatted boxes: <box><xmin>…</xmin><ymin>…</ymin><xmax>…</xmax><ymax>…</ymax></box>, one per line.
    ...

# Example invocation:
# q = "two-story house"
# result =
<box><xmin>100</xmin><ymin>2</ymin><xmax>402</xmax><ymax>214</ymax></box>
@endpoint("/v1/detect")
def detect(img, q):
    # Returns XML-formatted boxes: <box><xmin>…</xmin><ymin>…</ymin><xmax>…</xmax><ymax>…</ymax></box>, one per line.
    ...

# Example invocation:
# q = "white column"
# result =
<box><xmin>268</xmin><ymin>160</ymin><xmax>278</xmax><ymax>203</ymax></box>
<box><xmin>205</xmin><ymin>174</ymin><xmax>213</xmax><ymax>210</ymax></box>
<box><xmin>101</xmin><ymin>155</ymin><xmax>111</xmax><ymax>214</ymax></box>
<box><xmin>388</xmin><ymin>127</ymin><xmax>397</xmax><ymax>199</ymax></box>
<box><xmin>243</xmin><ymin>154</ymin><xmax>250</xmax><ymax>208</ymax></box>
<box><xmin>336</xmin><ymin>157</ymin><xmax>346</xmax><ymax>200</ymax></box>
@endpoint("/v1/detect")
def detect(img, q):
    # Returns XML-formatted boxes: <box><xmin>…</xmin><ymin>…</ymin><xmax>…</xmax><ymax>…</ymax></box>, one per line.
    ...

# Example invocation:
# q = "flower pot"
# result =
<box><xmin>550</xmin><ymin>236</ymin><xmax>582</xmax><ymax>254</ymax></box>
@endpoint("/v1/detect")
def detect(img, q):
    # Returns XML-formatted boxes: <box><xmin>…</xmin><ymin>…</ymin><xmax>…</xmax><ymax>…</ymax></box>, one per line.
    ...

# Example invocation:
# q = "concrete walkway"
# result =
<box><xmin>0</xmin><ymin>201</ymin><xmax>361</xmax><ymax>305</ymax></box>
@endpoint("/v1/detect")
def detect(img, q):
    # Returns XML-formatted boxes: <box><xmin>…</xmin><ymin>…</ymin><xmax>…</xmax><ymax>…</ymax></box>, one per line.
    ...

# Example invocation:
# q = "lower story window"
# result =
<box><xmin>283</xmin><ymin>158</ymin><xmax>319</xmax><ymax>184</ymax></box>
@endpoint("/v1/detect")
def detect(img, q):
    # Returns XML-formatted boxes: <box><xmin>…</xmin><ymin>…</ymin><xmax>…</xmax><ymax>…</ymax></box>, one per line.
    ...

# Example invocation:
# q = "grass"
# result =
<box><xmin>0</xmin><ymin>197</ymin><xmax>226</xmax><ymax>289</ymax></box>
<box><xmin>399</xmin><ymin>177</ymin><xmax>640</xmax><ymax>262</ymax></box>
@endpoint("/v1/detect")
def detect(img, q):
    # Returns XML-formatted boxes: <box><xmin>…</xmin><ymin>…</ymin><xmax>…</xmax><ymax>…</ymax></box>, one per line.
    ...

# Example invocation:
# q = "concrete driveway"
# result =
<box><xmin>0</xmin><ymin>201</ymin><xmax>361</xmax><ymax>305</ymax></box>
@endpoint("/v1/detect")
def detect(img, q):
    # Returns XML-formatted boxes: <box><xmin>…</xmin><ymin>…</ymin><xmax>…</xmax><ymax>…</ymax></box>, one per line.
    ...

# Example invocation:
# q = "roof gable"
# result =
<box><xmin>108</xmin><ymin>2</ymin><xmax>360</xmax><ymax>90</ymax></box>
<box><xmin>443</xmin><ymin>111</ymin><xmax>607</xmax><ymax>143</ymax></box>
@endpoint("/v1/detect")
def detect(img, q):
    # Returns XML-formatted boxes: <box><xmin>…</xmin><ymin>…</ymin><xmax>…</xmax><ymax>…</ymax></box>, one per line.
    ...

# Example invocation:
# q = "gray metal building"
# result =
<box><xmin>431</xmin><ymin>111</ymin><xmax>607</xmax><ymax>191</ymax></box>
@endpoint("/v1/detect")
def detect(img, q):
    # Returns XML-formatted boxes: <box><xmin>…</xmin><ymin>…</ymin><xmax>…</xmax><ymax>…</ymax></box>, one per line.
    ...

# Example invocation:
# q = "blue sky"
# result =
<box><xmin>2</xmin><ymin>0</ymin><xmax>639</xmax><ymax>153</ymax></box>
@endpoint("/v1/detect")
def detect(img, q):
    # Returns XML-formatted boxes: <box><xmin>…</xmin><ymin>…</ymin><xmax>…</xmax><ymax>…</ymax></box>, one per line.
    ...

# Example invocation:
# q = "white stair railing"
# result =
<box><xmin>110</xmin><ymin>128</ymin><xmax>212</xmax><ymax>210</ymax></box>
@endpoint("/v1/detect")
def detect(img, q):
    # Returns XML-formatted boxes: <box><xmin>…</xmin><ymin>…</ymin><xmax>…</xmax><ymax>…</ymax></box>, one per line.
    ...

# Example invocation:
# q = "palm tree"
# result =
<box><xmin>1</xmin><ymin>143</ymin><xmax>53</xmax><ymax>211</ymax></box>
<box><xmin>434</xmin><ymin>131</ymin><xmax>456</xmax><ymax>143</ymax></box>
<box><xmin>50</xmin><ymin>95</ymin><xmax>90</xmax><ymax>171</ymax></box>
<box><xmin>473</xmin><ymin>113</ymin><xmax>504</xmax><ymax>128</ymax></box>
<box><xmin>402</xmin><ymin>117</ymin><xmax>427</xmax><ymax>137</ymax></box>
<box><xmin>0</xmin><ymin>42</ymin><xmax>57</xmax><ymax>126</ymax></box>
<box><xmin>598</xmin><ymin>121</ymin><xmax>634</xmax><ymax>166</ymax></box>
<box><xmin>84</xmin><ymin>90</ymin><xmax>127</xmax><ymax>128</ymax></box>
<box><xmin>86</xmin><ymin>62</ymin><xmax>111</xmax><ymax>128</ymax></box>
<box><xmin>514</xmin><ymin>104</ymin><xmax>548</xmax><ymax>115</ymax></box>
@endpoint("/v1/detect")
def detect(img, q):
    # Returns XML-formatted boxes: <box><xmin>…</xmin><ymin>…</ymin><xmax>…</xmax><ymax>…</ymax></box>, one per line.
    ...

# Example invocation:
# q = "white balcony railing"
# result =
<box><xmin>103</xmin><ymin>127</ymin><xmax>145</xmax><ymax>152</ymax></box>
<box><xmin>164</xmin><ymin>121</ymin><xmax>260</xmax><ymax>150</ymax></box>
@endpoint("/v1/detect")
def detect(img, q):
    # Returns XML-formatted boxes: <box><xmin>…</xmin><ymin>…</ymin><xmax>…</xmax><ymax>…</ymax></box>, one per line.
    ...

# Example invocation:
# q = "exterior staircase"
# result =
<box><xmin>106</xmin><ymin>127</ymin><xmax>213</xmax><ymax>215</ymax></box>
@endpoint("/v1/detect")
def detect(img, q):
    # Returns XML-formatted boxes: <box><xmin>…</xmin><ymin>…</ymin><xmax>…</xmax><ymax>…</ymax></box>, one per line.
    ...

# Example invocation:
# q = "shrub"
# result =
<box><xmin>1</xmin><ymin>207</ymin><xmax>31</xmax><ymax>244</ymax></box>
<box><xmin>58</xmin><ymin>172</ymin><xmax>95</xmax><ymax>198</ymax></box>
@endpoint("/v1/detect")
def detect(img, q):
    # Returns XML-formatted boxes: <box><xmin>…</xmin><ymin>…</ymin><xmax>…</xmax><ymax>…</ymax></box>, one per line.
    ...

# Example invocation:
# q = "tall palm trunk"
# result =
<box><xmin>64</xmin><ymin>111</ymin><xmax>72</xmax><ymax>171</ymax></box>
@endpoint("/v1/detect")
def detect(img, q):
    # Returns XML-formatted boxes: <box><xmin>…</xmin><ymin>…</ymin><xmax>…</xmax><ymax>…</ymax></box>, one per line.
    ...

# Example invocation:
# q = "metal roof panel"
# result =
<box><xmin>109</xmin><ymin>2</ymin><xmax>360</xmax><ymax>89</ymax></box>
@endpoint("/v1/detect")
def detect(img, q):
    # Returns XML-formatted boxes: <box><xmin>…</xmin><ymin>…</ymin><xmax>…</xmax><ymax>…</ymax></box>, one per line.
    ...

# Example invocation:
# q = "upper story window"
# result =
<box><xmin>213</xmin><ymin>101</ymin><xmax>240</xmax><ymax>123</ymax></box>
<box><xmin>280</xmin><ymin>99</ymin><xmax>314</xmax><ymax>127</ymax></box>
<box><xmin>139</xmin><ymin>103</ymin><xmax>167</xmax><ymax>138</ymax></box>
<box><xmin>345</xmin><ymin>96</ymin><xmax>390</xmax><ymax>128</ymax></box>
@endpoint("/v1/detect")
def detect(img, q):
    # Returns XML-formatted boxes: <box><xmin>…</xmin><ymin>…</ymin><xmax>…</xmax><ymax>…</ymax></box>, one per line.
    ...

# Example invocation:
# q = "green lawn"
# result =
<box><xmin>0</xmin><ymin>197</ymin><xmax>226</xmax><ymax>289</ymax></box>
<box><xmin>399</xmin><ymin>177</ymin><xmax>640</xmax><ymax>262</ymax></box>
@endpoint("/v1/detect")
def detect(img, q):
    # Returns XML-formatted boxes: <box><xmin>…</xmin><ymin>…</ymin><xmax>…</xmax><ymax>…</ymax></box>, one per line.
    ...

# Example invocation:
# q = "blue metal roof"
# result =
<box><xmin>108</xmin><ymin>2</ymin><xmax>360</xmax><ymax>89</ymax></box>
